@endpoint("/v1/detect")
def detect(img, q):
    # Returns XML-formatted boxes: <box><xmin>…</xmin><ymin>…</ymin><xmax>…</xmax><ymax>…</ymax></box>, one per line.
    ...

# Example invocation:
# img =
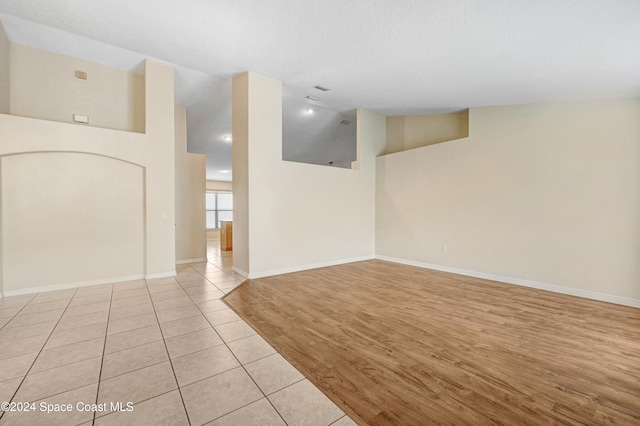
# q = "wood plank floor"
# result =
<box><xmin>223</xmin><ymin>260</ymin><xmax>640</xmax><ymax>425</ymax></box>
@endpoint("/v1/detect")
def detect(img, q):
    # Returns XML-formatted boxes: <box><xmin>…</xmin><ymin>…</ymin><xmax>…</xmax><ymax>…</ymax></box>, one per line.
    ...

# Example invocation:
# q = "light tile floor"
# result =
<box><xmin>0</xmin><ymin>241</ymin><xmax>355</xmax><ymax>426</ymax></box>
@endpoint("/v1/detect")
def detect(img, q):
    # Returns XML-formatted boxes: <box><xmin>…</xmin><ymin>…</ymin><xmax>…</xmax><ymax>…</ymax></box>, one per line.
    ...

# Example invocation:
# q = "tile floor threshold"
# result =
<box><xmin>0</xmin><ymin>242</ymin><xmax>356</xmax><ymax>425</ymax></box>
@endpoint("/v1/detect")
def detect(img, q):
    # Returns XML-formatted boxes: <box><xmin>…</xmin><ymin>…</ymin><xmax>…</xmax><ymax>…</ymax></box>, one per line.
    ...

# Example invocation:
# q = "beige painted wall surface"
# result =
<box><xmin>231</xmin><ymin>73</ymin><xmax>250</xmax><ymax>274</ymax></box>
<box><xmin>0</xmin><ymin>25</ymin><xmax>5</xmax><ymax>294</ymax></box>
<box><xmin>385</xmin><ymin>111</ymin><xmax>469</xmax><ymax>154</ymax></box>
<box><xmin>233</xmin><ymin>72</ymin><xmax>386</xmax><ymax>277</ymax></box>
<box><xmin>376</xmin><ymin>99</ymin><xmax>640</xmax><ymax>301</ymax></box>
<box><xmin>140</xmin><ymin>60</ymin><xmax>175</xmax><ymax>276</ymax></box>
<box><xmin>0</xmin><ymin>23</ymin><xmax>9</xmax><ymax>114</ymax></box>
<box><xmin>0</xmin><ymin>57</ymin><xmax>175</xmax><ymax>295</ymax></box>
<box><xmin>2</xmin><ymin>153</ymin><xmax>144</xmax><ymax>290</ymax></box>
<box><xmin>10</xmin><ymin>44</ymin><xmax>144</xmax><ymax>132</ymax></box>
<box><xmin>206</xmin><ymin>180</ymin><xmax>232</xmax><ymax>191</ymax></box>
<box><xmin>385</xmin><ymin>116</ymin><xmax>405</xmax><ymax>155</ymax></box>
<box><xmin>175</xmin><ymin>104</ymin><xmax>206</xmax><ymax>262</ymax></box>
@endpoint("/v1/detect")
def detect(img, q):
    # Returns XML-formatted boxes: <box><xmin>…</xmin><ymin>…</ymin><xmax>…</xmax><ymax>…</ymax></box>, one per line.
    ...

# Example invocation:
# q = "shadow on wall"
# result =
<box><xmin>385</xmin><ymin>110</ymin><xmax>469</xmax><ymax>155</ymax></box>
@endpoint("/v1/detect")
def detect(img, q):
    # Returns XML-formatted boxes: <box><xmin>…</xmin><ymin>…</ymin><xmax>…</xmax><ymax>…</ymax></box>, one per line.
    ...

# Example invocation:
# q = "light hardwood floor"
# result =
<box><xmin>223</xmin><ymin>259</ymin><xmax>640</xmax><ymax>425</ymax></box>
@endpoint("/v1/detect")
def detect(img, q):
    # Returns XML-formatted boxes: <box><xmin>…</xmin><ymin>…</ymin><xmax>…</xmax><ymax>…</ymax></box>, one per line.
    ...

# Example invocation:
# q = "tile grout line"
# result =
<box><xmin>191</xmin><ymin>263</ymin><xmax>294</xmax><ymax>423</ymax></box>
<box><xmin>145</xmin><ymin>278</ymin><xmax>193</xmax><ymax>426</ymax></box>
<box><xmin>91</xmin><ymin>388</ymin><xmax>178</xmax><ymax>423</ymax></box>
<box><xmin>181</xmin><ymin>264</ymin><xmax>275</xmax><ymax>412</ymax></box>
<box><xmin>8</xmin><ymin>354</ymin><xmax>105</xmax><ymax>380</ymax></box>
<box><xmin>1</xmin><ymin>315</ymin><xmax>67</xmax><ymax>331</ymax></box>
<box><xmin>201</xmin><ymin>377</ymin><xmax>311</xmax><ymax>426</ymax></box>
<box><xmin>10</xmin><ymin>320</ymin><xmax>110</xmax><ymax>369</ymax></box>
<box><xmin>101</xmin><ymin>330</ymin><xmax>163</xmax><ymax>356</ymax></box>
<box><xmin>3</xmin><ymin>251</ymin><xmax>309</xmax><ymax>424</ymax></box>
<box><xmin>0</xmin><ymin>288</ymin><xmax>79</xmax><ymax>422</ymax></box>
<box><xmin>0</xmin><ymin>294</ymin><xmax>40</xmax><ymax>333</ymax></box>
<box><xmin>193</xmin><ymin>251</ymin><xmax>294</xmax><ymax>422</ymax></box>
<box><xmin>1</xmin><ymin>255</ymin><xmax>229</xmax><ymax>423</ymax></box>
<box><xmin>328</xmin><ymin>415</ymin><xmax>349</xmax><ymax>425</ymax></box>
<box><xmin>167</xmin><ymin>332</ymin><xmax>279</xmax><ymax>367</ymax></box>
<box><xmin>221</xmin><ymin>286</ymin><xmax>353</xmax><ymax>425</ymax></box>
<box><xmin>92</xmin><ymin>283</ymin><xmax>115</xmax><ymax>426</ymax></box>
<box><xmin>198</xmin><ymin>251</ymin><xmax>351</xmax><ymax>425</ymax></box>
<box><xmin>178</xmin><ymin>262</ymin><xmax>290</xmax><ymax>425</ymax></box>
<box><xmin>94</xmin><ymin>358</ymin><xmax>167</xmax><ymax>383</ymax></box>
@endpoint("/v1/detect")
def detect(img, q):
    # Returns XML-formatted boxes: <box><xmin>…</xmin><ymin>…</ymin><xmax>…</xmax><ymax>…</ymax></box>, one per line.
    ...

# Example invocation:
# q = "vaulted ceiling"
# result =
<box><xmin>1</xmin><ymin>0</ymin><xmax>639</xmax><ymax>180</ymax></box>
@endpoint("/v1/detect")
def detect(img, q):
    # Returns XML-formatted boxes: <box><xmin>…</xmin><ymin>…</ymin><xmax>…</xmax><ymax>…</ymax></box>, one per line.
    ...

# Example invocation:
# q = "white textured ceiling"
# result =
<box><xmin>1</xmin><ymin>0</ymin><xmax>639</xmax><ymax>179</ymax></box>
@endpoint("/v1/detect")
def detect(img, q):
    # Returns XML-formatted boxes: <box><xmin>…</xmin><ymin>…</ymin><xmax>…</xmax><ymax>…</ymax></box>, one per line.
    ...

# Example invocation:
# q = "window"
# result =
<box><xmin>206</xmin><ymin>191</ymin><xmax>233</xmax><ymax>230</ymax></box>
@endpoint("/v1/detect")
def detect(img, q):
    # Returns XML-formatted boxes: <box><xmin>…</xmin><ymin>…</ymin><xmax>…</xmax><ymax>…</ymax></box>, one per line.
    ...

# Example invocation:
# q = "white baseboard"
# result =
<box><xmin>176</xmin><ymin>258</ymin><xmax>207</xmax><ymax>265</ymax></box>
<box><xmin>1</xmin><ymin>274</ymin><xmax>145</xmax><ymax>298</ymax></box>
<box><xmin>232</xmin><ymin>266</ymin><xmax>248</xmax><ymax>278</ymax></box>
<box><xmin>145</xmin><ymin>271</ymin><xmax>176</xmax><ymax>280</ymax></box>
<box><xmin>247</xmin><ymin>255</ymin><xmax>375</xmax><ymax>279</ymax></box>
<box><xmin>376</xmin><ymin>255</ymin><xmax>640</xmax><ymax>309</ymax></box>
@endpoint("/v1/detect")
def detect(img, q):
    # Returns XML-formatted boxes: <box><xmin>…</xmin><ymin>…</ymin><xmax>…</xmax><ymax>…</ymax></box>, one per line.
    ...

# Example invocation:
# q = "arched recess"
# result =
<box><xmin>0</xmin><ymin>151</ymin><xmax>145</xmax><ymax>294</ymax></box>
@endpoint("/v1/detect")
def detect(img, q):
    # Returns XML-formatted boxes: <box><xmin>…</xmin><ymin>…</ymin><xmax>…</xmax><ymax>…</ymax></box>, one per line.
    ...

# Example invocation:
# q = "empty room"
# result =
<box><xmin>0</xmin><ymin>1</ymin><xmax>638</xmax><ymax>425</ymax></box>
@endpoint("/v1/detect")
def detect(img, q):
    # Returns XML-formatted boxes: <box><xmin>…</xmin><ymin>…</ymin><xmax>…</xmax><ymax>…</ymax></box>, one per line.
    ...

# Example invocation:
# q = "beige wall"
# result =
<box><xmin>0</xmin><ymin>23</ymin><xmax>9</xmax><ymax>114</ymax></box>
<box><xmin>138</xmin><ymin>60</ymin><xmax>175</xmax><ymax>277</ymax></box>
<box><xmin>175</xmin><ymin>104</ymin><xmax>206</xmax><ymax>262</ymax></box>
<box><xmin>206</xmin><ymin>180</ymin><xmax>232</xmax><ymax>191</ymax></box>
<box><xmin>0</xmin><ymin>50</ymin><xmax>176</xmax><ymax>296</ymax></box>
<box><xmin>0</xmin><ymin>25</ymin><xmax>5</xmax><ymax>294</ymax></box>
<box><xmin>9</xmin><ymin>44</ymin><xmax>144</xmax><ymax>133</ymax></box>
<box><xmin>376</xmin><ymin>99</ymin><xmax>640</xmax><ymax>304</ymax></box>
<box><xmin>231</xmin><ymin>73</ymin><xmax>250</xmax><ymax>273</ymax></box>
<box><xmin>233</xmin><ymin>72</ymin><xmax>386</xmax><ymax>278</ymax></box>
<box><xmin>385</xmin><ymin>111</ymin><xmax>469</xmax><ymax>154</ymax></box>
<box><xmin>2</xmin><ymin>153</ymin><xmax>144</xmax><ymax>288</ymax></box>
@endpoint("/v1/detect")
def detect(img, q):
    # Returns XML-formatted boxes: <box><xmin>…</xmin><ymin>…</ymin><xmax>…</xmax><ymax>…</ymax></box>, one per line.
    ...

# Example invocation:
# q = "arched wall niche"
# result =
<box><xmin>0</xmin><ymin>151</ymin><xmax>145</xmax><ymax>293</ymax></box>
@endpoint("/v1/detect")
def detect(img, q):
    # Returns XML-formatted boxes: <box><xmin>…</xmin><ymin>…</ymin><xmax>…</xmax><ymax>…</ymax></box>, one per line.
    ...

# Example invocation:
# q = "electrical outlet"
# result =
<box><xmin>442</xmin><ymin>244</ymin><xmax>448</xmax><ymax>252</ymax></box>
<box><xmin>73</xmin><ymin>114</ymin><xmax>89</xmax><ymax>124</ymax></box>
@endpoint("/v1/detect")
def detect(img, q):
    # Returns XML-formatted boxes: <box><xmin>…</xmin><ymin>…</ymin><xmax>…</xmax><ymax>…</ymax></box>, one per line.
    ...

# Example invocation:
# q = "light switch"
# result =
<box><xmin>161</xmin><ymin>212</ymin><xmax>167</xmax><ymax>220</ymax></box>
